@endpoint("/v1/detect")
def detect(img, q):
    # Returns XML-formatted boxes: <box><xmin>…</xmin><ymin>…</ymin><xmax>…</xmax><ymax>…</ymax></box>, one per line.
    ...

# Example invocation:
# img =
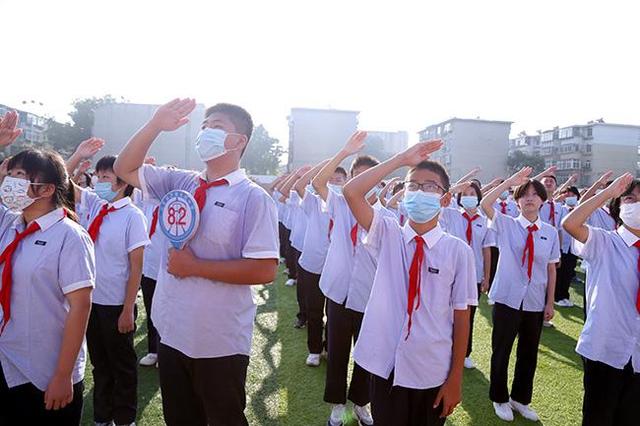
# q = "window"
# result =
<box><xmin>586</xmin><ymin>144</ymin><xmax>592</xmax><ymax>153</ymax></box>
<box><xmin>558</xmin><ymin>127</ymin><xmax>574</xmax><ymax>139</ymax></box>
<box><xmin>443</xmin><ymin>123</ymin><xmax>452</xmax><ymax>134</ymax></box>
<box><xmin>541</xmin><ymin>131</ymin><xmax>554</xmax><ymax>142</ymax></box>
<box><xmin>571</xmin><ymin>159</ymin><xmax>581</xmax><ymax>169</ymax></box>
<box><xmin>584</xmin><ymin>127</ymin><xmax>593</xmax><ymax>138</ymax></box>
<box><xmin>584</xmin><ymin>160</ymin><xmax>591</xmax><ymax>170</ymax></box>
<box><xmin>436</xmin><ymin>126</ymin><xmax>442</xmax><ymax>136</ymax></box>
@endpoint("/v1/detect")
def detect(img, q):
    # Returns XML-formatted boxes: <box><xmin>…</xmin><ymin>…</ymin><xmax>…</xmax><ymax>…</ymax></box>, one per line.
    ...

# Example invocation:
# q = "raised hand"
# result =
<box><xmin>150</xmin><ymin>98</ymin><xmax>197</xmax><ymax>132</ymax></box>
<box><xmin>295</xmin><ymin>165</ymin><xmax>313</xmax><ymax>177</ymax></box>
<box><xmin>506</xmin><ymin>167</ymin><xmax>533</xmax><ymax>187</ymax></box>
<box><xmin>595</xmin><ymin>170</ymin><xmax>614</xmax><ymax>187</ymax></box>
<box><xmin>534</xmin><ymin>165</ymin><xmax>557</xmax><ymax>181</ymax></box>
<box><xmin>74</xmin><ymin>137</ymin><xmax>105</xmax><ymax>159</ymax></box>
<box><xmin>341</xmin><ymin>131</ymin><xmax>368</xmax><ymax>156</ymax></box>
<box><xmin>605</xmin><ymin>173</ymin><xmax>634</xmax><ymax>199</ymax></box>
<box><xmin>396</xmin><ymin>139</ymin><xmax>443</xmax><ymax>167</ymax></box>
<box><xmin>0</xmin><ymin>111</ymin><xmax>22</xmax><ymax>147</ymax></box>
<box><xmin>455</xmin><ymin>166</ymin><xmax>482</xmax><ymax>185</ymax></box>
<box><xmin>78</xmin><ymin>160</ymin><xmax>91</xmax><ymax>173</ymax></box>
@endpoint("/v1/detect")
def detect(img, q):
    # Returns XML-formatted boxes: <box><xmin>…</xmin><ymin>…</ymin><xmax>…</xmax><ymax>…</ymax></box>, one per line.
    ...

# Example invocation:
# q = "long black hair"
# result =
<box><xmin>7</xmin><ymin>149</ymin><xmax>78</xmax><ymax>222</ymax></box>
<box><xmin>610</xmin><ymin>179</ymin><xmax>640</xmax><ymax>226</ymax></box>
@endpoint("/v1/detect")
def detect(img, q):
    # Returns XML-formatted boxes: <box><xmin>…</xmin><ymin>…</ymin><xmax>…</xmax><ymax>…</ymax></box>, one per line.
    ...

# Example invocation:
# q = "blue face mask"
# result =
<box><xmin>499</xmin><ymin>191</ymin><xmax>509</xmax><ymax>200</ymax></box>
<box><xmin>328</xmin><ymin>183</ymin><xmax>343</xmax><ymax>195</ymax></box>
<box><xmin>195</xmin><ymin>128</ymin><xmax>227</xmax><ymax>161</ymax></box>
<box><xmin>94</xmin><ymin>182</ymin><xmax>118</xmax><ymax>202</ymax></box>
<box><xmin>306</xmin><ymin>184</ymin><xmax>316</xmax><ymax>195</ymax></box>
<box><xmin>565</xmin><ymin>196</ymin><xmax>578</xmax><ymax>207</ymax></box>
<box><xmin>402</xmin><ymin>190</ymin><xmax>442</xmax><ymax>223</ymax></box>
<box><xmin>460</xmin><ymin>195</ymin><xmax>479</xmax><ymax>210</ymax></box>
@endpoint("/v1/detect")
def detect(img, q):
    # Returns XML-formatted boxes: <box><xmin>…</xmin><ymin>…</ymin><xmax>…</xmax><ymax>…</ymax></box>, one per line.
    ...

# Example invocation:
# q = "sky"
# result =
<box><xmin>2</xmin><ymin>0</ymin><xmax>640</xmax><ymax>151</ymax></box>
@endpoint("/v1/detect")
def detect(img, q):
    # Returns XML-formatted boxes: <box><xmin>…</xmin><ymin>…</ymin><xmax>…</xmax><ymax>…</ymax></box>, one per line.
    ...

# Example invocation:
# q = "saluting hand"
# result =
<box><xmin>341</xmin><ymin>131</ymin><xmax>368</xmax><ymax>156</ymax></box>
<box><xmin>605</xmin><ymin>173</ymin><xmax>635</xmax><ymax>199</ymax></box>
<box><xmin>150</xmin><ymin>98</ymin><xmax>197</xmax><ymax>132</ymax></box>
<box><xmin>396</xmin><ymin>139</ymin><xmax>443</xmax><ymax>167</ymax></box>
<box><xmin>74</xmin><ymin>137</ymin><xmax>105</xmax><ymax>159</ymax></box>
<box><xmin>0</xmin><ymin>111</ymin><xmax>22</xmax><ymax>147</ymax></box>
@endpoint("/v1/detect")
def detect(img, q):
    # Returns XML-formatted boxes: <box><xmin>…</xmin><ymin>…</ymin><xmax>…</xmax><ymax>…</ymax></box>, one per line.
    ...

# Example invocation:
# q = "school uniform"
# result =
<box><xmin>440</xmin><ymin>207</ymin><xmax>496</xmax><ymax>356</ymax></box>
<box><xmin>298</xmin><ymin>188</ymin><xmax>331</xmax><ymax>354</ymax></box>
<box><xmin>319</xmin><ymin>189</ymin><xmax>370</xmax><ymax>406</ymax></box>
<box><xmin>140</xmin><ymin>198</ymin><xmax>165</xmax><ymax>355</ymax></box>
<box><xmin>281</xmin><ymin>193</ymin><xmax>297</xmax><ymax>280</ymax></box>
<box><xmin>274</xmin><ymin>191</ymin><xmax>288</xmax><ymax>259</ymax></box>
<box><xmin>0</xmin><ymin>207</ymin><xmax>95</xmax><ymax>426</ymax></box>
<box><xmin>81</xmin><ymin>190</ymin><xmax>150</xmax><ymax>425</ymax></box>
<box><xmin>289</xmin><ymin>190</ymin><xmax>309</xmax><ymax>323</ymax></box>
<box><xmin>493</xmin><ymin>199</ymin><xmax>519</xmax><ymax>218</ymax></box>
<box><xmin>539</xmin><ymin>200</ymin><xmax>565</xmax><ymax>230</ymax></box>
<box><xmin>556</xmin><ymin>205</ymin><xmax>578</xmax><ymax>302</ymax></box>
<box><xmin>353</xmin><ymin>209</ymin><xmax>477</xmax><ymax>425</ymax></box>
<box><xmin>586</xmin><ymin>207</ymin><xmax>617</xmax><ymax>231</ymax></box>
<box><xmin>487</xmin><ymin>211</ymin><xmax>560</xmax><ymax>405</ymax></box>
<box><xmin>138</xmin><ymin>165</ymin><xmax>279</xmax><ymax>426</ymax></box>
<box><xmin>572</xmin><ymin>226</ymin><xmax>640</xmax><ymax>426</ymax></box>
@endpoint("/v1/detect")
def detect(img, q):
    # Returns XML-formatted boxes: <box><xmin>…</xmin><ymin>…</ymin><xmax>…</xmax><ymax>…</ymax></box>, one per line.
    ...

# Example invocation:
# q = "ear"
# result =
<box><xmin>34</xmin><ymin>183</ymin><xmax>56</xmax><ymax>199</ymax></box>
<box><xmin>440</xmin><ymin>192</ymin><xmax>452</xmax><ymax>207</ymax></box>
<box><xmin>226</xmin><ymin>133</ymin><xmax>248</xmax><ymax>151</ymax></box>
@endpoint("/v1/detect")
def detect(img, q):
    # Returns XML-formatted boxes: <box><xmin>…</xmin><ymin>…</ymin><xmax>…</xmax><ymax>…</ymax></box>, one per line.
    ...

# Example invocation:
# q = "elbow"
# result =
<box><xmin>311</xmin><ymin>177</ymin><xmax>322</xmax><ymax>193</ymax></box>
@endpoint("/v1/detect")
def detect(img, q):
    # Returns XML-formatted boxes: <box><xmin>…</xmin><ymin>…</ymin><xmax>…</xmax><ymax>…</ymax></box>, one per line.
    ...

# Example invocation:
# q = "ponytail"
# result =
<box><xmin>61</xmin><ymin>176</ymin><xmax>79</xmax><ymax>223</ymax></box>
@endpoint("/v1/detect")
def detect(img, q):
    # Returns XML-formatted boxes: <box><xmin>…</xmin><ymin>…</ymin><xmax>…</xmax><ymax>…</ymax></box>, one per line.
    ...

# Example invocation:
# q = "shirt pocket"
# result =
<box><xmin>424</xmin><ymin>264</ymin><xmax>454</xmax><ymax>313</ymax></box>
<box><xmin>199</xmin><ymin>206</ymin><xmax>240</xmax><ymax>247</ymax></box>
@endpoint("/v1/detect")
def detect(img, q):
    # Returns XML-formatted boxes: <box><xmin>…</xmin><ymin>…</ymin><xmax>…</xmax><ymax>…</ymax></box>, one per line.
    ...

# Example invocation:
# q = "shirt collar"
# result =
<box><xmin>109</xmin><ymin>196</ymin><xmax>131</xmax><ymax>209</ymax></box>
<box><xmin>199</xmin><ymin>168</ymin><xmax>248</xmax><ymax>187</ymax></box>
<box><xmin>617</xmin><ymin>226</ymin><xmax>639</xmax><ymax>247</ymax></box>
<box><xmin>516</xmin><ymin>214</ymin><xmax>542</xmax><ymax>230</ymax></box>
<box><xmin>402</xmin><ymin>222</ymin><xmax>444</xmax><ymax>249</ymax></box>
<box><xmin>13</xmin><ymin>207</ymin><xmax>66</xmax><ymax>232</ymax></box>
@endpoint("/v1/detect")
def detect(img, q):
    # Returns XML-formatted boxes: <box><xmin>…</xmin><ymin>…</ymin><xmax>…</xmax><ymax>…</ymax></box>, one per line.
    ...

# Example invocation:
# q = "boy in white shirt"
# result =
<box><xmin>114</xmin><ymin>99</ymin><xmax>279</xmax><ymax>426</ymax></box>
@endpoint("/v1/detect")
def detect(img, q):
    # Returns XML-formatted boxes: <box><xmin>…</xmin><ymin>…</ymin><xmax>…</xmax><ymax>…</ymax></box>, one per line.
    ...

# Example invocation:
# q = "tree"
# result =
<box><xmin>241</xmin><ymin>125</ymin><xmax>285</xmax><ymax>175</ymax></box>
<box><xmin>507</xmin><ymin>150</ymin><xmax>546</xmax><ymax>175</ymax></box>
<box><xmin>46</xmin><ymin>95</ymin><xmax>121</xmax><ymax>158</ymax></box>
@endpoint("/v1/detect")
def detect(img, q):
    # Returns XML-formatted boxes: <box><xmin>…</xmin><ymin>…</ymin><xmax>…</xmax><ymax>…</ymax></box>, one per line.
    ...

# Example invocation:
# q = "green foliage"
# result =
<box><xmin>507</xmin><ymin>150</ymin><xmax>546</xmax><ymax>175</ymax></box>
<box><xmin>241</xmin><ymin>124</ymin><xmax>285</xmax><ymax>175</ymax></box>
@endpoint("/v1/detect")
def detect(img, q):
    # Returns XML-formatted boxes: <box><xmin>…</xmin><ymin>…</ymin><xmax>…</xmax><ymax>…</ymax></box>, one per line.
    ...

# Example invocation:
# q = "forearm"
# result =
<box><xmin>65</xmin><ymin>152</ymin><xmax>83</xmax><ymax>176</ymax></box>
<box><xmin>312</xmin><ymin>150</ymin><xmax>351</xmax><ymax>201</ymax></box>
<box><xmin>54</xmin><ymin>289</ymin><xmax>91</xmax><ymax>377</ymax></box>
<box><xmin>563</xmin><ymin>190</ymin><xmax>611</xmax><ymax>240</ymax></box>
<box><xmin>279</xmin><ymin>174</ymin><xmax>299</xmax><ymax>198</ymax></box>
<box><xmin>578</xmin><ymin>180</ymin><xmax>602</xmax><ymax>204</ymax></box>
<box><xmin>481</xmin><ymin>181</ymin><xmax>511</xmax><ymax>219</ymax></box>
<box><xmin>448</xmin><ymin>309</ymin><xmax>470</xmax><ymax>382</ymax></box>
<box><xmin>546</xmin><ymin>265</ymin><xmax>557</xmax><ymax>305</ymax></box>
<box><xmin>192</xmin><ymin>258</ymin><xmax>278</xmax><ymax>284</ymax></box>
<box><xmin>123</xmin><ymin>262</ymin><xmax>142</xmax><ymax>311</ymax></box>
<box><xmin>294</xmin><ymin>163</ymin><xmax>324</xmax><ymax>197</ymax></box>
<box><xmin>114</xmin><ymin>122</ymin><xmax>161</xmax><ymax>186</ymax></box>
<box><xmin>482</xmin><ymin>248</ymin><xmax>491</xmax><ymax>283</ymax></box>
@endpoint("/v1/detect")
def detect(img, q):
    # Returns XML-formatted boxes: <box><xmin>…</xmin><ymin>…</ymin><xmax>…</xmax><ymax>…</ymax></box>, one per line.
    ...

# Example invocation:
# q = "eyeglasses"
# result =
<box><xmin>404</xmin><ymin>180</ymin><xmax>445</xmax><ymax>193</ymax></box>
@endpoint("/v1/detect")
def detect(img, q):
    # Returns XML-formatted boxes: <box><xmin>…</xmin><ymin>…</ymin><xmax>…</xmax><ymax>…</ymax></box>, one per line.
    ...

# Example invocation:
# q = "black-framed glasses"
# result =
<box><xmin>404</xmin><ymin>180</ymin><xmax>445</xmax><ymax>193</ymax></box>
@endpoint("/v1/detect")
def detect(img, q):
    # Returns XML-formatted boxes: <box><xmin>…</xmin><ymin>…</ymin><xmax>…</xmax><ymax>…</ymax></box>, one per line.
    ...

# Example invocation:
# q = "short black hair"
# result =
<box><xmin>392</xmin><ymin>181</ymin><xmax>405</xmax><ymax>195</ymax></box>
<box><xmin>205</xmin><ymin>103</ymin><xmax>254</xmax><ymax>141</ymax></box>
<box><xmin>408</xmin><ymin>160</ymin><xmax>451</xmax><ymax>192</ymax></box>
<box><xmin>542</xmin><ymin>175</ymin><xmax>557</xmax><ymax>184</ymax></box>
<box><xmin>334</xmin><ymin>166</ymin><xmax>347</xmax><ymax>178</ymax></box>
<box><xmin>513</xmin><ymin>179</ymin><xmax>547</xmax><ymax>202</ymax></box>
<box><xmin>610</xmin><ymin>179</ymin><xmax>640</xmax><ymax>226</ymax></box>
<box><xmin>470</xmin><ymin>178</ymin><xmax>482</xmax><ymax>188</ymax></box>
<box><xmin>457</xmin><ymin>182</ymin><xmax>482</xmax><ymax>207</ymax></box>
<box><xmin>350</xmin><ymin>155</ymin><xmax>379</xmax><ymax>176</ymax></box>
<box><xmin>95</xmin><ymin>155</ymin><xmax>134</xmax><ymax>197</ymax></box>
<box><xmin>564</xmin><ymin>186</ymin><xmax>580</xmax><ymax>199</ymax></box>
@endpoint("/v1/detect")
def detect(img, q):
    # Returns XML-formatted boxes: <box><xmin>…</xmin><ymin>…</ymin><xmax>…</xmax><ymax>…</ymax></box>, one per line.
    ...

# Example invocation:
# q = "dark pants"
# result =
<box><xmin>86</xmin><ymin>303</ymin><xmax>138</xmax><ymax>424</ymax></box>
<box><xmin>490</xmin><ymin>302</ymin><xmax>543</xmax><ymax>404</ymax></box>
<box><xmin>290</xmin><ymin>249</ymin><xmax>305</xmax><ymax>323</ymax></box>
<box><xmin>324</xmin><ymin>299</ymin><xmax>370</xmax><ymax>406</ymax></box>
<box><xmin>556</xmin><ymin>252</ymin><xmax>578</xmax><ymax>301</ymax></box>
<box><xmin>0</xmin><ymin>363</ymin><xmax>84</xmax><ymax>426</ymax></box>
<box><xmin>489</xmin><ymin>247</ymin><xmax>500</xmax><ymax>289</ymax></box>
<box><xmin>283</xmin><ymin>229</ymin><xmax>297</xmax><ymax>280</ymax></box>
<box><xmin>158</xmin><ymin>343</ymin><xmax>249</xmax><ymax>426</ymax></box>
<box><xmin>278</xmin><ymin>222</ymin><xmax>287</xmax><ymax>259</ymax></box>
<box><xmin>582</xmin><ymin>358</ymin><xmax>640</xmax><ymax>426</ymax></box>
<box><xmin>300</xmin><ymin>266</ymin><xmax>325</xmax><ymax>354</ymax></box>
<box><xmin>466</xmin><ymin>283</ymin><xmax>482</xmax><ymax>357</ymax></box>
<box><xmin>370</xmin><ymin>370</ymin><xmax>444</xmax><ymax>426</ymax></box>
<box><xmin>141</xmin><ymin>275</ymin><xmax>159</xmax><ymax>354</ymax></box>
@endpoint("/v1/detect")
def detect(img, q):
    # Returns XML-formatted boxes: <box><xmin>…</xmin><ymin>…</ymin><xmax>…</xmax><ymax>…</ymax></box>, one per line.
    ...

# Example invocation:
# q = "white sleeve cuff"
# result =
<box><xmin>243</xmin><ymin>250</ymin><xmax>280</xmax><ymax>260</ymax></box>
<box><xmin>127</xmin><ymin>239</ymin><xmax>151</xmax><ymax>253</ymax></box>
<box><xmin>62</xmin><ymin>280</ymin><xmax>94</xmax><ymax>295</ymax></box>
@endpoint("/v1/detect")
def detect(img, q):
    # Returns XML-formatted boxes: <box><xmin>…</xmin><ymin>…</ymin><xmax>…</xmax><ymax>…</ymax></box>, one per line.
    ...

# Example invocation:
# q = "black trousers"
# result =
<box><xmin>0</xmin><ymin>363</ymin><xmax>84</xmax><ymax>426</ymax></box>
<box><xmin>556</xmin><ymin>252</ymin><xmax>578</xmax><ymax>301</ymax></box>
<box><xmin>370</xmin><ymin>370</ymin><xmax>444</xmax><ymax>426</ymax></box>
<box><xmin>158</xmin><ymin>343</ymin><xmax>249</xmax><ymax>426</ymax></box>
<box><xmin>141</xmin><ymin>275</ymin><xmax>159</xmax><ymax>354</ymax></box>
<box><xmin>489</xmin><ymin>302</ymin><xmax>543</xmax><ymax>404</ymax></box>
<box><xmin>489</xmin><ymin>247</ymin><xmax>500</xmax><ymax>289</ymax></box>
<box><xmin>300</xmin><ymin>266</ymin><xmax>325</xmax><ymax>354</ymax></box>
<box><xmin>278</xmin><ymin>222</ymin><xmax>287</xmax><ymax>259</ymax></box>
<box><xmin>466</xmin><ymin>283</ymin><xmax>482</xmax><ymax>357</ymax></box>
<box><xmin>582</xmin><ymin>358</ymin><xmax>640</xmax><ymax>426</ymax></box>
<box><xmin>291</xmin><ymin>249</ymin><xmax>306</xmax><ymax>323</ymax></box>
<box><xmin>86</xmin><ymin>303</ymin><xmax>138</xmax><ymax>424</ymax></box>
<box><xmin>282</xmin><ymin>229</ymin><xmax>298</xmax><ymax>280</ymax></box>
<box><xmin>324</xmin><ymin>299</ymin><xmax>370</xmax><ymax>406</ymax></box>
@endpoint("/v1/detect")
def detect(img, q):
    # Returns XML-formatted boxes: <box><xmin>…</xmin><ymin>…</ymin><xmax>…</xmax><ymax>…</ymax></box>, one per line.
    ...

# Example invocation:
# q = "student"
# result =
<box><xmin>278</xmin><ymin>172</ymin><xmax>301</xmax><ymax>286</ymax></box>
<box><xmin>344</xmin><ymin>140</ymin><xmax>476</xmax><ymax>426</ymax></box>
<box><xmin>440</xmin><ymin>182</ymin><xmax>495</xmax><ymax>370</ymax></box>
<box><xmin>0</xmin><ymin>145</ymin><xmax>95</xmax><ymax>426</ymax></box>
<box><xmin>312</xmin><ymin>131</ymin><xmax>381</xmax><ymax>426</ymax></box>
<box><xmin>493</xmin><ymin>184</ymin><xmax>519</xmax><ymax>218</ymax></box>
<box><xmin>72</xmin><ymin>154</ymin><xmax>149</xmax><ymax>426</ymax></box>
<box><xmin>555</xmin><ymin>186</ymin><xmax>580</xmax><ymax>307</ymax></box>
<box><xmin>114</xmin><ymin>99</ymin><xmax>279</xmax><ymax>426</ymax></box>
<box><xmin>562</xmin><ymin>172</ymin><xmax>640</xmax><ymax>426</ymax></box>
<box><xmin>480</xmin><ymin>168</ymin><xmax>560</xmax><ymax>422</ymax></box>
<box><xmin>271</xmin><ymin>173</ymin><xmax>291</xmax><ymax>262</ymax></box>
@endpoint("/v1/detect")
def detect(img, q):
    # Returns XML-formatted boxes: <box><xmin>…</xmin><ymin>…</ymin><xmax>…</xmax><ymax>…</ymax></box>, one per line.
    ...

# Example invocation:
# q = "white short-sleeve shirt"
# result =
<box><xmin>288</xmin><ymin>191</ymin><xmax>307</xmax><ymax>252</ymax></box>
<box><xmin>0</xmin><ymin>208</ymin><xmax>95</xmax><ymax>390</ymax></box>
<box><xmin>141</xmin><ymin>199</ymin><xmax>165</xmax><ymax>281</ymax></box>
<box><xmin>440</xmin><ymin>207</ymin><xmax>497</xmax><ymax>283</ymax></box>
<box><xmin>138</xmin><ymin>165</ymin><xmax>279</xmax><ymax>359</ymax></box>
<box><xmin>587</xmin><ymin>207</ymin><xmax>617</xmax><ymax>231</ymax></box>
<box><xmin>539</xmin><ymin>200</ymin><xmax>565</xmax><ymax>229</ymax></box>
<box><xmin>560</xmin><ymin>205</ymin><xmax>576</xmax><ymax>254</ymax></box>
<box><xmin>488</xmin><ymin>211</ymin><xmax>561</xmax><ymax>312</ymax></box>
<box><xmin>319</xmin><ymin>190</ymin><xmax>358</xmax><ymax>305</ymax></box>
<box><xmin>80</xmin><ymin>191</ymin><xmax>150</xmax><ymax>305</ymax></box>
<box><xmin>298</xmin><ymin>190</ymin><xmax>331</xmax><ymax>275</ymax></box>
<box><xmin>354</xmin><ymin>209</ymin><xmax>477</xmax><ymax>389</ymax></box>
<box><xmin>494</xmin><ymin>200</ymin><xmax>519</xmax><ymax>218</ymax></box>
<box><xmin>573</xmin><ymin>226</ymin><xmax>640</xmax><ymax>372</ymax></box>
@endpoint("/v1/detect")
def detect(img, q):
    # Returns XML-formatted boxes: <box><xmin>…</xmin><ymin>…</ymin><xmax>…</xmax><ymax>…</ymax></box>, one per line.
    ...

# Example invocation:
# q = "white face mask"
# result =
<box><xmin>0</xmin><ymin>176</ymin><xmax>43</xmax><ymax>211</ymax></box>
<box><xmin>620</xmin><ymin>202</ymin><xmax>640</xmax><ymax>229</ymax></box>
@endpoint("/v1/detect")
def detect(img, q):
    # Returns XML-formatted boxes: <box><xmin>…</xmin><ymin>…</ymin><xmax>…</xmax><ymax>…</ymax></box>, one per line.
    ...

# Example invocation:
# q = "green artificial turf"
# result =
<box><xmin>81</xmin><ymin>270</ymin><xmax>586</xmax><ymax>425</ymax></box>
